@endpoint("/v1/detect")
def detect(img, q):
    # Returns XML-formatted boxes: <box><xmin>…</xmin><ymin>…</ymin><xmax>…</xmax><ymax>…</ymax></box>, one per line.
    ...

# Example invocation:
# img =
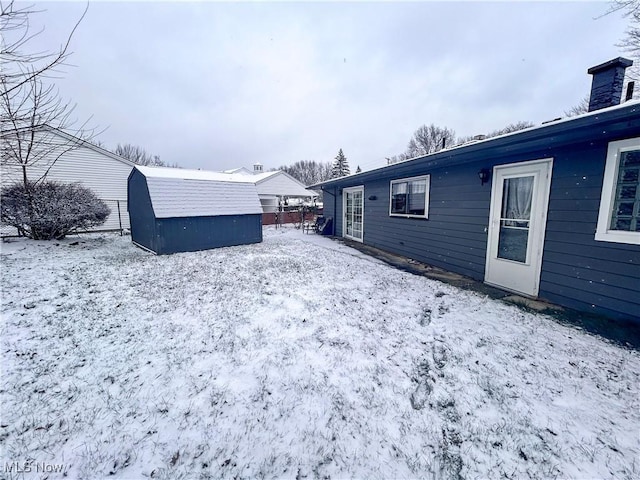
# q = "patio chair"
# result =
<box><xmin>317</xmin><ymin>217</ymin><xmax>333</xmax><ymax>235</ymax></box>
<box><xmin>302</xmin><ymin>215</ymin><xmax>325</xmax><ymax>234</ymax></box>
<box><xmin>303</xmin><ymin>216</ymin><xmax>319</xmax><ymax>234</ymax></box>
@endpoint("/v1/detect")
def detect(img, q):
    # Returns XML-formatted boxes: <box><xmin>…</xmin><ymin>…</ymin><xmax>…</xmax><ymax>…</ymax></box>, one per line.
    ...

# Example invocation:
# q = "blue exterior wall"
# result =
<box><xmin>128</xmin><ymin>169</ymin><xmax>158</xmax><ymax>253</ymax></box>
<box><xmin>127</xmin><ymin>169</ymin><xmax>262</xmax><ymax>255</ymax></box>
<box><xmin>359</xmin><ymin>160</ymin><xmax>491</xmax><ymax>281</ymax></box>
<box><xmin>154</xmin><ymin>214</ymin><xmax>262</xmax><ymax>255</ymax></box>
<box><xmin>322</xmin><ymin>188</ymin><xmax>339</xmax><ymax>236</ymax></box>
<box><xmin>320</xmin><ymin>105</ymin><xmax>640</xmax><ymax>323</ymax></box>
<box><xmin>541</xmin><ymin>143</ymin><xmax>639</xmax><ymax>320</ymax></box>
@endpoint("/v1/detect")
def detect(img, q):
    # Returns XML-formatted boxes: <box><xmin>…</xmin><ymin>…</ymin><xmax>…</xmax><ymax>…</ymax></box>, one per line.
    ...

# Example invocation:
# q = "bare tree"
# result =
<box><xmin>386</xmin><ymin>153</ymin><xmax>410</xmax><ymax>165</ymax></box>
<box><xmin>276</xmin><ymin>160</ymin><xmax>332</xmax><ymax>186</ymax></box>
<box><xmin>0</xmin><ymin>73</ymin><xmax>100</xmax><ymax>240</ymax></box>
<box><xmin>388</xmin><ymin>120</ymin><xmax>534</xmax><ymax>165</ymax></box>
<box><xmin>564</xmin><ymin>95</ymin><xmax>590</xmax><ymax>117</ymax></box>
<box><xmin>114</xmin><ymin>143</ymin><xmax>176</xmax><ymax>167</ymax></box>
<box><xmin>1</xmin><ymin>0</ymin><xmax>87</xmax><ymax>98</ymax></box>
<box><xmin>1</xmin><ymin>75</ymin><xmax>96</xmax><ymax>187</ymax></box>
<box><xmin>115</xmin><ymin>144</ymin><xmax>158</xmax><ymax>166</ymax></box>
<box><xmin>1</xmin><ymin>0</ymin><xmax>93</xmax><ymax>187</ymax></box>
<box><xmin>1</xmin><ymin>1</ymin><xmax>100</xmax><ymax>238</ymax></box>
<box><xmin>407</xmin><ymin>124</ymin><xmax>456</xmax><ymax>158</ymax></box>
<box><xmin>487</xmin><ymin>121</ymin><xmax>535</xmax><ymax>136</ymax></box>
<box><xmin>456</xmin><ymin>120</ymin><xmax>534</xmax><ymax>145</ymax></box>
<box><xmin>606</xmin><ymin>1</ymin><xmax>640</xmax><ymax>79</ymax></box>
<box><xmin>87</xmin><ymin>138</ymin><xmax>106</xmax><ymax>148</ymax></box>
<box><xmin>388</xmin><ymin>124</ymin><xmax>456</xmax><ymax>164</ymax></box>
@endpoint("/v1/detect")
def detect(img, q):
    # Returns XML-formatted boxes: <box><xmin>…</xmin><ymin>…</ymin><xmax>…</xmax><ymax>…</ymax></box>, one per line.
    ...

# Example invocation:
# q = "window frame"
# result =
<box><xmin>389</xmin><ymin>174</ymin><xmax>430</xmax><ymax>219</ymax></box>
<box><xmin>595</xmin><ymin>137</ymin><xmax>640</xmax><ymax>245</ymax></box>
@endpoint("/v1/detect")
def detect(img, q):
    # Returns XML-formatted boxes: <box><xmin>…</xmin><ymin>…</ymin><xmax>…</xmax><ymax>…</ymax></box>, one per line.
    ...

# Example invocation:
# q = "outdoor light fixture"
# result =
<box><xmin>478</xmin><ymin>168</ymin><xmax>491</xmax><ymax>185</ymax></box>
<box><xmin>368</xmin><ymin>195</ymin><xmax>377</xmax><ymax>201</ymax></box>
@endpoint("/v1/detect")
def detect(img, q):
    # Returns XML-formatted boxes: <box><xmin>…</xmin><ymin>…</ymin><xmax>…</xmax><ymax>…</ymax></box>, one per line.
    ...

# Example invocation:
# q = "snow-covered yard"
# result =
<box><xmin>1</xmin><ymin>227</ymin><xmax>638</xmax><ymax>479</ymax></box>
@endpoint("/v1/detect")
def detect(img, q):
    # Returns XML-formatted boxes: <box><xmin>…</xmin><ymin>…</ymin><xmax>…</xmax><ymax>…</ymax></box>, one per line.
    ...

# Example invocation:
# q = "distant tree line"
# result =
<box><xmin>277</xmin><ymin>148</ymin><xmax>357</xmax><ymax>185</ymax></box>
<box><xmin>276</xmin><ymin>160</ymin><xmax>332</xmax><ymax>186</ymax></box>
<box><xmin>386</xmin><ymin>121</ymin><xmax>534</xmax><ymax>165</ymax></box>
<box><xmin>114</xmin><ymin>143</ymin><xmax>177</xmax><ymax>168</ymax></box>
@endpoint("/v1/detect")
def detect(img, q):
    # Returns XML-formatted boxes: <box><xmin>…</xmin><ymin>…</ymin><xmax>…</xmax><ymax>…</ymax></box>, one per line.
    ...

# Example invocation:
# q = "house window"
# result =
<box><xmin>389</xmin><ymin>175</ymin><xmax>430</xmax><ymax>218</ymax></box>
<box><xmin>595</xmin><ymin>137</ymin><xmax>640</xmax><ymax>244</ymax></box>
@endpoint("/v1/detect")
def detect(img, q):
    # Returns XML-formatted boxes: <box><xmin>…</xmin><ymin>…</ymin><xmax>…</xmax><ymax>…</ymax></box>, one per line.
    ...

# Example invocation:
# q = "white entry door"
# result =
<box><xmin>485</xmin><ymin>158</ymin><xmax>553</xmax><ymax>296</ymax></box>
<box><xmin>343</xmin><ymin>186</ymin><xmax>364</xmax><ymax>242</ymax></box>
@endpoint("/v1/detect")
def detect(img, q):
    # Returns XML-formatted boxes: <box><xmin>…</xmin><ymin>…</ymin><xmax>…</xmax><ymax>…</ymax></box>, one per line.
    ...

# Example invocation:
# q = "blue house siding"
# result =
<box><xmin>360</xmin><ymin>166</ymin><xmax>491</xmax><ymax>281</ymax></box>
<box><xmin>538</xmin><ymin>143</ymin><xmax>640</xmax><ymax>320</ymax></box>
<box><xmin>318</xmin><ymin>105</ymin><xmax>640</xmax><ymax>323</ymax></box>
<box><xmin>322</xmin><ymin>188</ymin><xmax>340</xmax><ymax>236</ymax></box>
<box><xmin>154</xmin><ymin>214</ymin><xmax>262</xmax><ymax>255</ymax></box>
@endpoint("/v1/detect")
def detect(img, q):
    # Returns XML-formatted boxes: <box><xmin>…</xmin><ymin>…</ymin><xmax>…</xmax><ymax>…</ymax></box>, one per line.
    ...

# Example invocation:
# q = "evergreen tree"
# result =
<box><xmin>355</xmin><ymin>165</ymin><xmax>362</xmax><ymax>173</ymax></box>
<box><xmin>331</xmin><ymin>149</ymin><xmax>350</xmax><ymax>178</ymax></box>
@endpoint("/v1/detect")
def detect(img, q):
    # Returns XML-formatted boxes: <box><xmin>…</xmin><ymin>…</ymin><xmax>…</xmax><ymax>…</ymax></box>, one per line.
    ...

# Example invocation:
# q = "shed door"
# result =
<box><xmin>485</xmin><ymin>159</ymin><xmax>553</xmax><ymax>296</ymax></box>
<box><xmin>343</xmin><ymin>186</ymin><xmax>364</xmax><ymax>242</ymax></box>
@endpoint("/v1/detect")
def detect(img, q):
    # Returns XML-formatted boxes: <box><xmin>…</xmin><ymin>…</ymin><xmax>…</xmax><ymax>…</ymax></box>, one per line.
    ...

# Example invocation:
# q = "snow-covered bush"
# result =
<box><xmin>1</xmin><ymin>181</ymin><xmax>110</xmax><ymax>240</ymax></box>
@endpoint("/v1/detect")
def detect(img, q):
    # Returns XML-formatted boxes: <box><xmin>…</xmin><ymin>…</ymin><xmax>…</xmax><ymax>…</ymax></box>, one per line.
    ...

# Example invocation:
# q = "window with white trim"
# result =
<box><xmin>389</xmin><ymin>175</ymin><xmax>430</xmax><ymax>218</ymax></box>
<box><xmin>595</xmin><ymin>137</ymin><xmax>640</xmax><ymax>245</ymax></box>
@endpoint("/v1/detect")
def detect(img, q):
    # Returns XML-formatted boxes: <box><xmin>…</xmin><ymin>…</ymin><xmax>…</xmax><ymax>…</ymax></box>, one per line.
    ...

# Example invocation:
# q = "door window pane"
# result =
<box><xmin>498</xmin><ymin>226</ymin><xmax>529</xmax><ymax>262</ymax></box>
<box><xmin>345</xmin><ymin>194</ymin><xmax>353</xmax><ymax>236</ymax></box>
<box><xmin>497</xmin><ymin>176</ymin><xmax>534</xmax><ymax>263</ymax></box>
<box><xmin>345</xmin><ymin>190</ymin><xmax>363</xmax><ymax>239</ymax></box>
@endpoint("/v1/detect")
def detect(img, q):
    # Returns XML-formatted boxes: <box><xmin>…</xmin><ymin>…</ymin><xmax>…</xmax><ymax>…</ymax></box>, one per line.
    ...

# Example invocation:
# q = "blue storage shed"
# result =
<box><xmin>128</xmin><ymin>166</ymin><xmax>263</xmax><ymax>254</ymax></box>
<box><xmin>314</xmin><ymin>58</ymin><xmax>640</xmax><ymax>323</ymax></box>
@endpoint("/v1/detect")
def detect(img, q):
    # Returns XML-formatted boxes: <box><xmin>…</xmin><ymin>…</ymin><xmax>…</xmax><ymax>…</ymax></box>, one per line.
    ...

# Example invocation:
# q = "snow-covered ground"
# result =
<box><xmin>1</xmin><ymin>227</ymin><xmax>638</xmax><ymax>479</ymax></box>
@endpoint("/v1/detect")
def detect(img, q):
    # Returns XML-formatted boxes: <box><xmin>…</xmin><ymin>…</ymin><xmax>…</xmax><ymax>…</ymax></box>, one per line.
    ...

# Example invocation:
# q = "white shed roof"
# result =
<box><xmin>136</xmin><ymin>165</ymin><xmax>254</xmax><ymax>183</ymax></box>
<box><xmin>136</xmin><ymin>166</ymin><xmax>263</xmax><ymax>218</ymax></box>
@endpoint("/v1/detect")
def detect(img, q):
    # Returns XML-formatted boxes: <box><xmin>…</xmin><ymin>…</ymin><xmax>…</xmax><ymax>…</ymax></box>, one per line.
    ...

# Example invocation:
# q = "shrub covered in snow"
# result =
<box><xmin>1</xmin><ymin>181</ymin><xmax>110</xmax><ymax>239</ymax></box>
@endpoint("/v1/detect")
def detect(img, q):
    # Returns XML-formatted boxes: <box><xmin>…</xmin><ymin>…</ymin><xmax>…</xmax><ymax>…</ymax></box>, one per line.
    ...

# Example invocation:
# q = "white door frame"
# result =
<box><xmin>343</xmin><ymin>186</ymin><xmax>364</xmax><ymax>242</ymax></box>
<box><xmin>485</xmin><ymin>158</ymin><xmax>553</xmax><ymax>297</ymax></box>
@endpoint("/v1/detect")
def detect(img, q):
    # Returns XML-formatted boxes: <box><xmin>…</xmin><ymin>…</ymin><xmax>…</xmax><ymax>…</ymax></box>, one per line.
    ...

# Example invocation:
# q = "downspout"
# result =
<box><xmin>333</xmin><ymin>186</ymin><xmax>337</xmax><ymax>236</ymax></box>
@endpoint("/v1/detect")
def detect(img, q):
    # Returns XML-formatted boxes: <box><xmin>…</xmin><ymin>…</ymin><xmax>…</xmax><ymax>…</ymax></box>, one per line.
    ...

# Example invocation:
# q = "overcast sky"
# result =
<box><xmin>23</xmin><ymin>1</ymin><xmax>631</xmax><ymax>172</ymax></box>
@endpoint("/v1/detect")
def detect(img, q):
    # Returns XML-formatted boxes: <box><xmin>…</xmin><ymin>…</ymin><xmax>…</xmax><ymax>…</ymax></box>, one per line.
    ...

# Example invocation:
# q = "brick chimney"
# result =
<box><xmin>587</xmin><ymin>57</ymin><xmax>633</xmax><ymax>112</ymax></box>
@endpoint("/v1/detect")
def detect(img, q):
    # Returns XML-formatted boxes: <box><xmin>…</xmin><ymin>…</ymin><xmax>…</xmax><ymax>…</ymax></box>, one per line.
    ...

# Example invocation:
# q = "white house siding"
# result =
<box><xmin>254</xmin><ymin>171</ymin><xmax>317</xmax><ymax>198</ymax></box>
<box><xmin>1</xmin><ymin>130</ymin><xmax>133</xmax><ymax>236</ymax></box>
<box><xmin>217</xmin><ymin>170</ymin><xmax>317</xmax><ymax>214</ymax></box>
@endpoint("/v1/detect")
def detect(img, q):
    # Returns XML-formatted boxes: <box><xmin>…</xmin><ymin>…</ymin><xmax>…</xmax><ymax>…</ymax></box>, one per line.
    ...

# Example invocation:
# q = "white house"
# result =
<box><xmin>223</xmin><ymin>163</ymin><xmax>318</xmax><ymax>213</ymax></box>
<box><xmin>1</xmin><ymin>126</ymin><xmax>135</xmax><ymax>236</ymax></box>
